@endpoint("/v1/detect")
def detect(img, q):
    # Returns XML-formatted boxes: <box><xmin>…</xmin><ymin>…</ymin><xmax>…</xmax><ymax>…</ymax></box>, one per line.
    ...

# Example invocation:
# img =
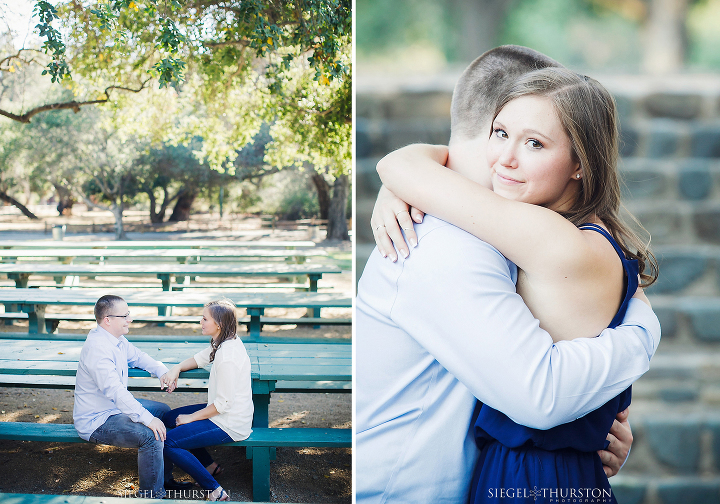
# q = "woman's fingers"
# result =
<box><xmin>409</xmin><ymin>206</ymin><xmax>424</xmax><ymax>224</ymax></box>
<box><xmin>382</xmin><ymin>207</ymin><xmax>410</xmax><ymax>261</ymax></box>
<box><xmin>372</xmin><ymin>221</ymin><xmax>396</xmax><ymax>261</ymax></box>
<box><xmin>395</xmin><ymin>210</ymin><xmax>418</xmax><ymax>248</ymax></box>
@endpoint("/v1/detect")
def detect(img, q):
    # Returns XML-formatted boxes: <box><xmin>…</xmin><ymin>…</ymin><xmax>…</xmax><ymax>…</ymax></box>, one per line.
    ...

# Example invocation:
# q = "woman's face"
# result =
<box><xmin>201</xmin><ymin>307</ymin><xmax>221</xmax><ymax>339</ymax></box>
<box><xmin>486</xmin><ymin>95</ymin><xmax>581</xmax><ymax>212</ymax></box>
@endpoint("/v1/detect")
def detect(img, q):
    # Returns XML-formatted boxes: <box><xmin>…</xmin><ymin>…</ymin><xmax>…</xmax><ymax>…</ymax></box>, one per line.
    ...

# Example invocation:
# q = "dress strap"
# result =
<box><xmin>578</xmin><ymin>222</ymin><xmax>640</xmax><ymax>329</ymax></box>
<box><xmin>578</xmin><ymin>223</ymin><xmax>626</xmax><ymax>260</ymax></box>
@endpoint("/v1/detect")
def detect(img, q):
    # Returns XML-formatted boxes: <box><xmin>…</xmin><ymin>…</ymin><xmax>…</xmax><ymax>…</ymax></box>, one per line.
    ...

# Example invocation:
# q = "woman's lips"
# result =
<box><xmin>495</xmin><ymin>172</ymin><xmax>523</xmax><ymax>185</ymax></box>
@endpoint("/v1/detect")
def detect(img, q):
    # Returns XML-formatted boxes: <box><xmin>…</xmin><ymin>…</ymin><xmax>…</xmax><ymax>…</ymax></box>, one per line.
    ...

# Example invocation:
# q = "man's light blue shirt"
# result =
<box><xmin>73</xmin><ymin>325</ymin><xmax>169</xmax><ymax>440</ymax></box>
<box><xmin>356</xmin><ymin>216</ymin><xmax>661</xmax><ymax>503</ymax></box>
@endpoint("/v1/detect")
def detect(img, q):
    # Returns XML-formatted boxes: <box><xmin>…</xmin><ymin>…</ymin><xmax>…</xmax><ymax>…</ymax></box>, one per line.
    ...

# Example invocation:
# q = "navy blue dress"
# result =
<box><xmin>469</xmin><ymin>223</ymin><xmax>639</xmax><ymax>504</ymax></box>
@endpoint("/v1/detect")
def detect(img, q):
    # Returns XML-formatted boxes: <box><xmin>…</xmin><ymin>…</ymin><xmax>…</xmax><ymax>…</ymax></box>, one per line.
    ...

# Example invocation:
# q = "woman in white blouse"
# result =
<box><xmin>162</xmin><ymin>299</ymin><xmax>254</xmax><ymax>501</ymax></box>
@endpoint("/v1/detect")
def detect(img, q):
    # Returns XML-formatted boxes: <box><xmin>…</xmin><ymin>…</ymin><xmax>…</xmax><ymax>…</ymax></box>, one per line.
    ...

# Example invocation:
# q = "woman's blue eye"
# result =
<box><xmin>528</xmin><ymin>139</ymin><xmax>543</xmax><ymax>149</ymax></box>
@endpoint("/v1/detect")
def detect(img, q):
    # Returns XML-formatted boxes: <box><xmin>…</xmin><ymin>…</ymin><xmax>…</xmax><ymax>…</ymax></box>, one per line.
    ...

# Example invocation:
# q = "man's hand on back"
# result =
<box><xmin>597</xmin><ymin>408</ymin><xmax>632</xmax><ymax>477</ymax></box>
<box><xmin>148</xmin><ymin>417</ymin><xmax>167</xmax><ymax>442</ymax></box>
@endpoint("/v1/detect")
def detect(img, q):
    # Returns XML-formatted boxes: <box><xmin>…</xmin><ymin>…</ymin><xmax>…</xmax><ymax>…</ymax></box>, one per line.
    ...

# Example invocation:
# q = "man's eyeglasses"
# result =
<box><xmin>106</xmin><ymin>313</ymin><xmax>132</xmax><ymax>320</ymax></box>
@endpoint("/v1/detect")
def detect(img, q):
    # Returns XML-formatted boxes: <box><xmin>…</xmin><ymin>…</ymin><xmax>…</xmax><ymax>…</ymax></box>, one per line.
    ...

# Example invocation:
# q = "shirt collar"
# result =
<box><xmin>91</xmin><ymin>324</ymin><xmax>125</xmax><ymax>347</ymax></box>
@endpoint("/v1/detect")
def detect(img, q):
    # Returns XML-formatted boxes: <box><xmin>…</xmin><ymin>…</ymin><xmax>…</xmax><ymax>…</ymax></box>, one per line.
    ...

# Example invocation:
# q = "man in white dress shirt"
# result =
<box><xmin>73</xmin><ymin>294</ymin><xmax>177</xmax><ymax>499</ymax></box>
<box><xmin>356</xmin><ymin>46</ymin><xmax>662</xmax><ymax>503</ymax></box>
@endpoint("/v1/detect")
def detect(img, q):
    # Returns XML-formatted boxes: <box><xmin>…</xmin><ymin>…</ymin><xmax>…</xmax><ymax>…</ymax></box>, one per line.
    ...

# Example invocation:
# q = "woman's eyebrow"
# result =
<box><xmin>522</xmin><ymin>128</ymin><xmax>554</xmax><ymax>143</ymax></box>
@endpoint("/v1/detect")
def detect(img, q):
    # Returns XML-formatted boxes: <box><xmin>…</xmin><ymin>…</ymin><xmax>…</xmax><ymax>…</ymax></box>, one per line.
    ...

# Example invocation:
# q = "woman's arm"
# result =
<box><xmin>377</xmin><ymin>144</ymin><xmax>591</xmax><ymax>277</ymax></box>
<box><xmin>176</xmin><ymin>404</ymin><xmax>219</xmax><ymax>425</ymax></box>
<box><xmin>162</xmin><ymin>356</ymin><xmax>198</xmax><ymax>393</ymax></box>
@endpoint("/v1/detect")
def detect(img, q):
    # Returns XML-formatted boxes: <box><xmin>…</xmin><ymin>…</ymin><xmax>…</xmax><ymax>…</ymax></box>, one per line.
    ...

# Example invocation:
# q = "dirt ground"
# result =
<box><xmin>0</xmin><ymin>214</ymin><xmax>352</xmax><ymax>503</ymax></box>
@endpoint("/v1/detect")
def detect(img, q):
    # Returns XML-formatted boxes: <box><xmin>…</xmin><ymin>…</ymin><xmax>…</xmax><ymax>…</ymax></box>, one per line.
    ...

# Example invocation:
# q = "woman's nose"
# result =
<box><xmin>498</xmin><ymin>144</ymin><xmax>518</xmax><ymax>169</ymax></box>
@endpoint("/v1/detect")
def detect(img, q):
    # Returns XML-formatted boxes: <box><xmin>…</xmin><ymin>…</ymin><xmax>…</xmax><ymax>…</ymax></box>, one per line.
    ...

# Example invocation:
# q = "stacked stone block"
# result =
<box><xmin>356</xmin><ymin>77</ymin><xmax>720</xmax><ymax>503</ymax></box>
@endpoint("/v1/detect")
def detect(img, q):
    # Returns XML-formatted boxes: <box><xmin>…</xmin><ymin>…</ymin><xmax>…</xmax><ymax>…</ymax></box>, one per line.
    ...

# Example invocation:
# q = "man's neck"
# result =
<box><xmin>447</xmin><ymin>132</ymin><xmax>492</xmax><ymax>188</ymax></box>
<box><xmin>98</xmin><ymin>324</ymin><xmax>122</xmax><ymax>339</ymax></box>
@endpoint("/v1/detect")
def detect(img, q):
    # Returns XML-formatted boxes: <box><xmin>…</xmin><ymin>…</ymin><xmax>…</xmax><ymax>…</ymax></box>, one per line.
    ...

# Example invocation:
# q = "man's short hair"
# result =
<box><xmin>94</xmin><ymin>295</ymin><xmax>125</xmax><ymax>323</ymax></box>
<box><xmin>450</xmin><ymin>45</ymin><xmax>563</xmax><ymax>140</ymax></box>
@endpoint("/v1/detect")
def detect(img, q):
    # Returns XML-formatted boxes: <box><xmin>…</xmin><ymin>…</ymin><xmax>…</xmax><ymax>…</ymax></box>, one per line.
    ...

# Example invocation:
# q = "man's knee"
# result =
<box><xmin>138</xmin><ymin>427</ymin><xmax>164</xmax><ymax>450</ymax></box>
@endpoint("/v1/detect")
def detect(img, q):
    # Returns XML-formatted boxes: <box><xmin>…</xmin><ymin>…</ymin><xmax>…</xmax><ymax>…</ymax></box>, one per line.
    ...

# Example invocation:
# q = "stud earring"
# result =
<box><xmin>576</xmin><ymin>174</ymin><xmax>581</xmax><ymax>179</ymax></box>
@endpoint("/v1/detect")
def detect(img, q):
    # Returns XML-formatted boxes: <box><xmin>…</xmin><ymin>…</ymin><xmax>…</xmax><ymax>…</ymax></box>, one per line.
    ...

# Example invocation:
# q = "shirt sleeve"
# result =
<box><xmin>391</xmin><ymin>224</ymin><xmax>660</xmax><ymax>430</ymax></box>
<box><xmin>194</xmin><ymin>346</ymin><xmax>212</xmax><ymax>368</ymax></box>
<box><xmin>212</xmin><ymin>359</ymin><xmax>240</xmax><ymax>414</ymax></box>
<box><xmin>85</xmin><ymin>345</ymin><xmax>155</xmax><ymax>426</ymax></box>
<box><xmin>126</xmin><ymin>341</ymin><xmax>169</xmax><ymax>378</ymax></box>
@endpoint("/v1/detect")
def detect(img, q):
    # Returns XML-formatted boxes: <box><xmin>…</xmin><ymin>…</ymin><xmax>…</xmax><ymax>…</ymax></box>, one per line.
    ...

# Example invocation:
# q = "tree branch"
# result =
<box><xmin>0</xmin><ymin>191</ymin><xmax>39</xmax><ymax>219</ymax></box>
<box><xmin>0</xmin><ymin>79</ymin><xmax>151</xmax><ymax>124</ymax></box>
<box><xmin>0</xmin><ymin>49</ymin><xmax>44</xmax><ymax>71</ymax></box>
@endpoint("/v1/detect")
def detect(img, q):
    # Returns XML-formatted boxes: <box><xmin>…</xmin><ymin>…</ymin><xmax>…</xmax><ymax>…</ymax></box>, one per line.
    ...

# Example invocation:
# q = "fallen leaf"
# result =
<box><xmin>52</xmin><ymin>407</ymin><xmax>57</xmax><ymax>410</ymax></box>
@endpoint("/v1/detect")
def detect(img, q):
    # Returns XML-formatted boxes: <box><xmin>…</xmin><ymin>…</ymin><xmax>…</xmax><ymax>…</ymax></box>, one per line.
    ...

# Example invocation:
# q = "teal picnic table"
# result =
<box><xmin>0</xmin><ymin>338</ymin><xmax>350</xmax><ymax>502</ymax></box>
<box><xmin>0</xmin><ymin>289</ymin><xmax>350</xmax><ymax>336</ymax></box>
<box><xmin>0</xmin><ymin>239</ymin><xmax>317</xmax><ymax>249</ymax></box>
<box><xmin>0</xmin><ymin>262</ymin><xmax>340</xmax><ymax>292</ymax></box>
<box><xmin>0</xmin><ymin>248</ymin><xmax>327</xmax><ymax>264</ymax></box>
<box><xmin>0</xmin><ymin>339</ymin><xmax>351</xmax><ymax>429</ymax></box>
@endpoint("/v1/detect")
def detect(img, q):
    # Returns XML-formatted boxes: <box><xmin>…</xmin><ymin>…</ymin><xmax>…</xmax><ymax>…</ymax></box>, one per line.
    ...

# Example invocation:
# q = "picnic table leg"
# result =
<box><xmin>247</xmin><ymin>447</ymin><xmax>273</xmax><ymax>502</ymax></box>
<box><xmin>251</xmin><ymin>380</ymin><xmax>275</xmax><ymax>428</ymax></box>
<box><xmin>157</xmin><ymin>305</ymin><xmax>170</xmax><ymax>326</ymax></box>
<box><xmin>248</xmin><ymin>308</ymin><xmax>264</xmax><ymax>339</ymax></box>
<box><xmin>8</xmin><ymin>273</ymin><xmax>29</xmax><ymax>288</ymax></box>
<box><xmin>309</xmin><ymin>274</ymin><xmax>321</xmax><ymax>328</ymax></box>
<box><xmin>21</xmin><ymin>304</ymin><xmax>47</xmax><ymax>334</ymax></box>
<box><xmin>157</xmin><ymin>274</ymin><xmax>171</xmax><ymax>291</ymax></box>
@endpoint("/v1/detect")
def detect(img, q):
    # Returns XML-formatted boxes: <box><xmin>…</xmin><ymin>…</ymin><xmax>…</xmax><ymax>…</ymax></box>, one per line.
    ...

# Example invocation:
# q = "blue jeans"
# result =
<box><xmin>89</xmin><ymin>398</ymin><xmax>170</xmax><ymax>499</ymax></box>
<box><xmin>163</xmin><ymin>404</ymin><xmax>233</xmax><ymax>491</ymax></box>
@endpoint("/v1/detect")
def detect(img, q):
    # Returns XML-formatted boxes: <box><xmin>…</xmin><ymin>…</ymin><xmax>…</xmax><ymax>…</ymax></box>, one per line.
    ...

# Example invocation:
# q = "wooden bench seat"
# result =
<box><xmin>0</xmin><ymin>422</ymin><xmax>350</xmax><ymax>501</ymax></box>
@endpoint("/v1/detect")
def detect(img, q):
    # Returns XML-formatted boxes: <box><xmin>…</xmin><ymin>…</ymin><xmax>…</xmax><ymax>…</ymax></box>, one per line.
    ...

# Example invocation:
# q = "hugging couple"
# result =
<box><xmin>356</xmin><ymin>46</ymin><xmax>662</xmax><ymax>503</ymax></box>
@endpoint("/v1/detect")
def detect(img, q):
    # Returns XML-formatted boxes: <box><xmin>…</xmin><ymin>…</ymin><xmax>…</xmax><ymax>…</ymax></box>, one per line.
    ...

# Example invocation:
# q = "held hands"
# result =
<box><xmin>598</xmin><ymin>408</ymin><xmax>632</xmax><ymax>477</ymax></box>
<box><xmin>148</xmin><ymin>417</ymin><xmax>166</xmax><ymax>441</ymax></box>
<box><xmin>160</xmin><ymin>367</ymin><xmax>180</xmax><ymax>393</ymax></box>
<box><xmin>371</xmin><ymin>185</ymin><xmax>425</xmax><ymax>262</ymax></box>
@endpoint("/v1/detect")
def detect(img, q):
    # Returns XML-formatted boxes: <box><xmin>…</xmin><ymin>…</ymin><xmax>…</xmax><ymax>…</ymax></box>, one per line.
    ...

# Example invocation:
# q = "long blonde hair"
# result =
<box><xmin>493</xmin><ymin>67</ymin><xmax>658</xmax><ymax>287</ymax></box>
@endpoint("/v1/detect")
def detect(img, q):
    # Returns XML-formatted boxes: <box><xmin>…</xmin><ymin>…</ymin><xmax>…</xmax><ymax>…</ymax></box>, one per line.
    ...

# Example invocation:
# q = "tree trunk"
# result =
<box><xmin>111</xmin><ymin>200</ymin><xmax>126</xmax><ymax>240</ymax></box>
<box><xmin>147</xmin><ymin>189</ymin><xmax>161</xmax><ymax>224</ymax></box>
<box><xmin>311</xmin><ymin>172</ymin><xmax>331</xmax><ymax>220</ymax></box>
<box><xmin>643</xmin><ymin>0</ymin><xmax>689</xmax><ymax>73</ymax></box>
<box><xmin>326</xmin><ymin>174</ymin><xmax>349</xmax><ymax>241</ymax></box>
<box><xmin>55</xmin><ymin>185</ymin><xmax>74</xmax><ymax>216</ymax></box>
<box><xmin>168</xmin><ymin>189</ymin><xmax>198</xmax><ymax>222</ymax></box>
<box><xmin>0</xmin><ymin>190</ymin><xmax>39</xmax><ymax>219</ymax></box>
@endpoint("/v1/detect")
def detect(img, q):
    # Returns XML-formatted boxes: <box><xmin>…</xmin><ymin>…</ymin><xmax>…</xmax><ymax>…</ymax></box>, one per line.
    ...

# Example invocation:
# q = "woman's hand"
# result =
<box><xmin>370</xmin><ymin>185</ymin><xmax>424</xmax><ymax>262</ymax></box>
<box><xmin>175</xmin><ymin>414</ymin><xmax>194</xmax><ymax>426</ymax></box>
<box><xmin>161</xmin><ymin>365</ymin><xmax>181</xmax><ymax>393</ymax></box>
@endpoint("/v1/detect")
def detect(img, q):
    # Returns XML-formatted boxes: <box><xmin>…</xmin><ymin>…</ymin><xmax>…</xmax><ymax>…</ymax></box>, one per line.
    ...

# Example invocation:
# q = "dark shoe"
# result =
<box><xmin>165</xmin><ymin>479</ymin><xmax>195</xmax><ymax>490</ymax></box>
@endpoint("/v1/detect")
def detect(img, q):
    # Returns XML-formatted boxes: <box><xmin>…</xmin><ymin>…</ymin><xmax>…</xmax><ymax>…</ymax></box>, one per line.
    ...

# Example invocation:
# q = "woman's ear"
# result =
<box><xmin>571</xmin><ymin>163</ymin><xmax>582</xmax><ymax>180</ymax></box>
